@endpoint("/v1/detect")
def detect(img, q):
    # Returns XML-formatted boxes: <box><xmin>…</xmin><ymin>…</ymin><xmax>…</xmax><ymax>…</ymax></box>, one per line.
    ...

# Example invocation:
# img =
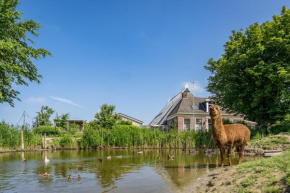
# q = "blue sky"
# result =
<box><xmin>1</xmin><ymin>0</ymin><xmax>290</xmax><ymax>125</ymax></box>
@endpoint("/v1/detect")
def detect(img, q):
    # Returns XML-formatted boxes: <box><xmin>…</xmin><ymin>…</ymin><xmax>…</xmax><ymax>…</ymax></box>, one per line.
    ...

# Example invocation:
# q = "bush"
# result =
<box><xmin>270</xmin><ymin>123</ymin><xmax>290</xmax><ymax>135</ymax></box>
<box><xmin>68</xmin><ymin>123</ymin><xmax>79</xmax><ymax>135</ymax></box>
<box><xmin>59</xmin><ymin>135</ymin><xmax>77</xmax><ymax>148</ymax></box>
<box><xmin>81</xmin><ymin>126</ymin><xmax>102</xmax><ymax>148</ymax></box>
<box><xmin>33</xmin><ymin>126</ymin><xmax>61</xmax><ymax>136</ymax></box>
<box><xmin>117</xmin><ymin>120</ymin><xmax>132</xmax><ymax>125</ymax></box>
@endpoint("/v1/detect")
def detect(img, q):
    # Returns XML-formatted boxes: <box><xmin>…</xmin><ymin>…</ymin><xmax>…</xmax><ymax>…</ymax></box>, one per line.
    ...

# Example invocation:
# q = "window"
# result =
<box><xmin>174</xmin><ymin>117</ymin><xmax>177</xmax><ymax>124</ymax></box>
<box><xmin>184</xmin><ymin>119</ymin><xmax>190</xmax><ymax>131</ymax></box>
<box><xmin>196</xmin><ymin>119</ymin><xmax>202</xmax><ymax>131</ymax></box>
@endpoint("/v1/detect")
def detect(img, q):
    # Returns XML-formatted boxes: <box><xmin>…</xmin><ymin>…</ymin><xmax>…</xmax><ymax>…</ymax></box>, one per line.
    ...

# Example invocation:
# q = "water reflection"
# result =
<box><xmin>0</xmin><ymin>149</ymin><xmax>263</xmax><ymax>193</ymax></box>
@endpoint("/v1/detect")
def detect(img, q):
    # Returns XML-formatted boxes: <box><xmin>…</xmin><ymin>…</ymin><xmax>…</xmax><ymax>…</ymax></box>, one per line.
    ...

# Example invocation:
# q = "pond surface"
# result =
<box><xmin>0</xmin><ymin>149</ymin><xmax>262</xmax><ymax>193</ymax></box>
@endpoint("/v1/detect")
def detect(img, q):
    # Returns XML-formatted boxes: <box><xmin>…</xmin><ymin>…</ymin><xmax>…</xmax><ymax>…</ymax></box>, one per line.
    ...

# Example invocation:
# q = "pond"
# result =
<box><xmin>0</xmin><ymin>149</ymin><xmax>262</xmax><ymax>193</ymax></box>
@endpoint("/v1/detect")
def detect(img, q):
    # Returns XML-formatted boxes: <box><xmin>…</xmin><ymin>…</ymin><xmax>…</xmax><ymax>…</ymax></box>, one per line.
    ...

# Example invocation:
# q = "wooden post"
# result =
<box><xmin>44</xmin><ymin>133</ymin><xmax>46</xmax><ymax>149</ymax></box>
<box><xmin>21</xmin><ymin>130</ymin><xmax>24</xmax><ymax>150</ymax></box>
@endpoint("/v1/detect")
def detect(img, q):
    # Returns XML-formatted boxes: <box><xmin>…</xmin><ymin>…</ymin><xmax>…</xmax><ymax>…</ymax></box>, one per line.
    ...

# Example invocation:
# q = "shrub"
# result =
<box><xmin>270</xmin><ymin>123</ymin><xmax>290</xmax><ymax>135</ymax></box>
<box><xmin>59</xmin><ymin>135</ymin><xmax>77</xmax><ymax>148</ymax></box>
<box><xmin>117</xmin><ymin>120</ymin><xmax>132</xmax><ymax>125</ymax></box>
<box><xmin>68</xmin><ymin>123</ymin><xmax>79</xmax><ymax>135</ymax></box>
<box><xmin>81</xmin><ymin>126</ymin><xmax>102</xmax><ymax>148</ymax></box>
<box><xmin>33</xmin><ymin>126</ymin><xmax>61</xmax><ymax>136</ymax></box>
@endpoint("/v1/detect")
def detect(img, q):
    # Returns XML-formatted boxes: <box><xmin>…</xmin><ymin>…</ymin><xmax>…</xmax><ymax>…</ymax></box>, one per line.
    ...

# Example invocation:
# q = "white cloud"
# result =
<box><xmin>181</xmin><ymin>81</ymin><xmax>206</xmax><ymax>94</ymax></box>
<box><xmin>26</xmin><ymin>97</ymin><xmax>46</xmax><ymax>103</ymax></box>
<box><xmin>49</xmin><ymin>96</ymin><xmax>83</xmax><ymax>108</ymax></box>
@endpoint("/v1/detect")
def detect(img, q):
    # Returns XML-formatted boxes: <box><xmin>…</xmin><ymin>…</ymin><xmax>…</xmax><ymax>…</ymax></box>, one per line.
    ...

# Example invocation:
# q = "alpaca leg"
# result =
<box><xmin>220</xmin><ymin>147</ymin><xmax>225</xmax><ymax>168</ymax></box>
<box><xmin>228</xmin><ymin>145</ymin><xmax>233</xmax><ymax>166</ymax></box>
<box><xmin>238</xmin><ymin>145</ymin><xmax>245</xmax><ymax>164</ymax></box>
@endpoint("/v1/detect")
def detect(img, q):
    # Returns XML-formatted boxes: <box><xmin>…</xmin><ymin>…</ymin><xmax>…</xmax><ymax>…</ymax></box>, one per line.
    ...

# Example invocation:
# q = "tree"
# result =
<box><xmin>35</xmin><ymin>106</ymin><xmax>55</xmax><ymax>126</ymax></box>
<box><xmin>117</xmin><ymin>120</ymin><xmax>132</xmax><ymax>125</ymax></box>
<box><xmin>0</xmin><ymin>0</ymin><xmax>51</xmax><ymax>107</ymax></box>
<box><xmin>205</xmin><ymin>6</ymin><xmax>290</xmax><ymax>127</ymax></box>
<box><xmin>94</xmin><ymin>104</ymin><xmax>120</xmax><ymax>129</ymax></box>
<box><xmin>55</xmin><ymin>113</ymin><xmax>70</xmax><ymax>130</ymax></box>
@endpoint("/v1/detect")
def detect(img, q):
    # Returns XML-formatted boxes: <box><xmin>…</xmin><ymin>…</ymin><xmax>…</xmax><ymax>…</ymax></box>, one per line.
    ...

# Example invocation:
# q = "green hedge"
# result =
<box><xmin>270</xmin><ymin>122</ymin><xmax>290</xmax><ymax>135</ymax></box>
<box><xmin>33</xmin><ymin>126</ymin><xmax>61</xmax><ymax>136</ymax></box>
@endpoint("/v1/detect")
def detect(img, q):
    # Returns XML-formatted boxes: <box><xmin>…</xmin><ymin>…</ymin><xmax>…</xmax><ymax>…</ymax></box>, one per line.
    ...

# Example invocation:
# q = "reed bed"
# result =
<box><xmin>80</xmin><ymin>125</ymin><xmax>216</xmax><ymax>149</ymax></box>
<box><xmin>0</xmin><ymin>121</ymin><xmax>42</xmax><ymax>149</ymax></box>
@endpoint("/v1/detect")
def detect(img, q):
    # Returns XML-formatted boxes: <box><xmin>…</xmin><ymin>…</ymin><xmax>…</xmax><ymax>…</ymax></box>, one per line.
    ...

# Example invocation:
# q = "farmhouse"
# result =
<box><xmin>149</xmin><ymin>84</ymin><xmax>245</xmax><ymax>132</ymax></box>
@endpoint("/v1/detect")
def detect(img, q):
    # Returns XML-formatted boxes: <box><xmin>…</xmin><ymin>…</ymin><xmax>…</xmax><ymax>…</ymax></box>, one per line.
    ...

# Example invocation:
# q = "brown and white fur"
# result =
<box><xmin>209</xmin><ymin>105</ymin><xmax>250</xmax><ymax>167</ymax></box>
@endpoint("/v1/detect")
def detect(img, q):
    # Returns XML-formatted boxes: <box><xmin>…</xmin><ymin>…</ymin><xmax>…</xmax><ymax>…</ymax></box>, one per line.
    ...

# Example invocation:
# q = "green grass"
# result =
<box><xmin>250</xmin><ymin>135</ymin><xmax>290</xmax><ymax>149</ymax></box>
<box><xmin>232</xmin><ymin>151</ymin><xmax>290</xmax><ymax>192</ymax></box>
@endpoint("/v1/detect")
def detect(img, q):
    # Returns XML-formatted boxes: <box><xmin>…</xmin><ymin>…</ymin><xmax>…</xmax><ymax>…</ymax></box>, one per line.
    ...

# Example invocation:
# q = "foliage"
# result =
<box><xmin>0</xmin><ymin>121</ymin><xmax>42</xmax><ymax>149</ymax></box>
<box><xmin>270</xmin><ymin>122</ymin><xmax>290</xmax><ymax>135</ymax></box>
<box><xmin>81</xmin><ymin>126</ymin><xmax>102</xmax><ymax>148</ymax></box>
<box><xmin>22</xmin><ymin>127</ymin><xmax>42</xmax><ymax>148</ymax></box>
<box><xmin>0</xmin><ymin>121</ymin><xmax>20</xmax><ymax>148</ymax></box>
<box><xmin>68</xmin><ymin>123</ymin><xmax>79</xmax><ymax>135</ymax></box>
<box><xmin>54</xmin><ymin>113</ymin><xmax>70</xmax><ymax>130</ymax></box>
<box><xmin>194</xmin><ymin>130</ymin><xmax>216</xmax><ymax>149</ymax></box>
<box><xmin>250</xmin><ymin>126</ymin><xmax>267</xmax><ymax>140</ymax></box>
<box><xmin>0</xmin><ymin>0</ymin><xmax>51</xmax><ymax>106</ymax></box>
<box><xmin>169</xmin><ymin>122</ymin><xmax>178</xmax><ymax>130</ymax></box>
<box><xmin>117</xmin><ymin>120</ymin><xmax>132</xmax><ymax>125</ymax></box>
<box><xmin>94</xmin><ymin>104</ymin><xmax>120</xmax><ymax>130</ymax></box>
<box><xmin>59</xmin><ymin>134</ymin><xmax>77</xmax><ymax>148</ymax></box>
<box><xmin>205</xmin><ymin>6</ymin><xmax>290</xmax><ymax>127</ymax></box>
<box><xmin>33</xmin><ymin>126</ymin><xmax>61</xmax><ymax>136</ymax></box>
<box><xmin>35</xmin><ymin>106</ymin><xmax>55</xmax><ymax>126</ymax></box>
<box><xmin>81</xmin><ymin>124</ymin><xmax>215</xmax><ymax>149</ymax></box>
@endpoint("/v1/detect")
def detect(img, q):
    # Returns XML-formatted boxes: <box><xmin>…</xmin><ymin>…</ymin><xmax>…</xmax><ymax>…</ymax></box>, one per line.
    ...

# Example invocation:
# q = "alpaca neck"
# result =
<box><xmin>211</xmin><ymin>115</ymin><xmax>226</xmax><ymax>137</ymax></box>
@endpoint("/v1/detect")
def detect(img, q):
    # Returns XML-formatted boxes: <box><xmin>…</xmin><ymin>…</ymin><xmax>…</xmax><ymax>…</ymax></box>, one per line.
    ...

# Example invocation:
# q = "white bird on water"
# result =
<box><xmin>44</xmin><ymin>157</ymin><xmax>50</xmax><ymax>163</ymax></box>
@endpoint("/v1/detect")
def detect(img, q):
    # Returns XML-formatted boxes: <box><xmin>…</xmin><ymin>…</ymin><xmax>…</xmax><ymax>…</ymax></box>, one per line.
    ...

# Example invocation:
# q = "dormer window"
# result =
<box><xmin>205</xmin><ymin>101</ymin><xmax>214</xmax><ymax>112</ymax></box>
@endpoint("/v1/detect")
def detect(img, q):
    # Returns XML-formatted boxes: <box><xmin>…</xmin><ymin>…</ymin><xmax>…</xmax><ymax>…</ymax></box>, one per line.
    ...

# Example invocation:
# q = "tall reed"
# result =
<box><xmin>81</xmin><ymin>124</ymin><xmax>216</xmax><ymax>149</ymax></box>
<box><xmin>0</xmin><ymin>121</ymin><xmax>42</xmax><ymax>149</ymax></box>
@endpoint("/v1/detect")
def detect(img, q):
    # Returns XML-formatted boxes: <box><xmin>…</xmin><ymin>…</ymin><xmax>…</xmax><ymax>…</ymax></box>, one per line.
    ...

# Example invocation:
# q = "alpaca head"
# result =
<box><xmin>209</xmin><ymin>105</ymin><xmax>221</xmax><ymax>118</ymax></box>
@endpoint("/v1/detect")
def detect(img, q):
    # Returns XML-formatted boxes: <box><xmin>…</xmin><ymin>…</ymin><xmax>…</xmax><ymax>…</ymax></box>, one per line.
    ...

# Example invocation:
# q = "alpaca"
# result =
<box><xmin>209</xmin><ymin>105</ymin><xmax>251</xmax><ymax>167</ymax></box>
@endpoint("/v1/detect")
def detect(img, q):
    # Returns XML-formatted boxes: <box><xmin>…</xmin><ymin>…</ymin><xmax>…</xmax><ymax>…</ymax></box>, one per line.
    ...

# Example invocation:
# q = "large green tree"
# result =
<box><xmin>94</xmin><ymin>103</ymin><xmax>120</xmax><ymax>129</ymax></box>
<box><xmin>0</xmin><ymin>0</ymin><xmax>51</xmax><ymax>106</ymax></box>
<box><xmin>35</xmin><ymin>106</ymin><xmax>55</xmax><ymax>126</ymax></box>
<box><xmin>205</xmin><ymin>6</ymin><xmax>290</xmax><ymax>127</ymax></box>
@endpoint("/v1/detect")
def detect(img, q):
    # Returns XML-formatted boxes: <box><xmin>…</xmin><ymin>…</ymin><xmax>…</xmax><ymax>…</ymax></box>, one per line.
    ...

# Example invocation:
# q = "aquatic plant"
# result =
<box><xmin>0</xmin><ymin>121</ymin><xmax>42</xmax><ymax>149</ymax></box>
<box><xmin>80</xmin><ymin>124</ymin><xmax>218</xmax><ymax>149</ymax></box>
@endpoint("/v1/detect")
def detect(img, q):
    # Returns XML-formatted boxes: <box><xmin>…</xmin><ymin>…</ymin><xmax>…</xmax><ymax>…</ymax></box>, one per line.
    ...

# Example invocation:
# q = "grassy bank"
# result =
<box><xmin>192</xmin><ymin>151</ymin><xmax>290</xmax><ymax>193</ymax></box>
<box><xmin>250</xmin><ymin>134</ymin><xmax>290</xmax><ymax>150</ymax></box>
<box><xmin>191</xmin><ymin>134</ymin><xmax>290</xmax><ymax>193</ymax></box>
